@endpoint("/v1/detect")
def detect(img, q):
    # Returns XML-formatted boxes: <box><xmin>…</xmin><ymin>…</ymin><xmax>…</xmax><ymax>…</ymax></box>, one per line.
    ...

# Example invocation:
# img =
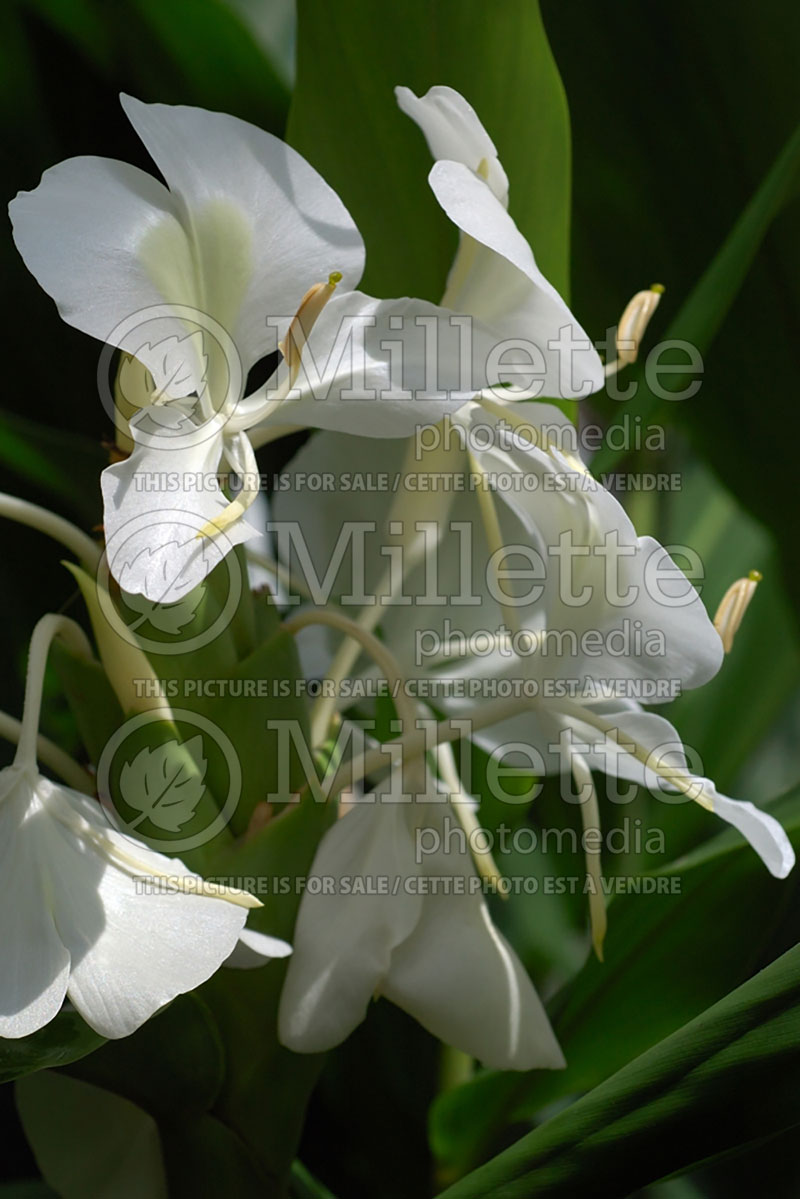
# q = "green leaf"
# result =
<box><xmin>63</xmin><ymin>992</ymin><xmax>225</xmax><ymax>1118</ymax></box>
<box><xmin>431</xmin><ymin>785</ymin><xmax>800</xmax><ymax>1177</ymax></box>
<box><xmin>0</xmin><ymin>409</ymin><xmax>103</xmax><ymax>525</ymax></box>
<box><xmin>191</xmin><ymin>598</ymin><xmax>311</xmax><ymax>834</ymax></box>
<box><xmin>0</xmin><ymin>1011</ymin><xmax>104</xmax><ymax>1086</ymax></box>
<box><xmin>290</xmin><ymin>1160</ymin><xmax>339</xmax><ymax>1199</ymax></box>
<box><xmin>58</xmin><ymin>995</ymin><xmax>267</xmax><ymax>1194</ymax></box>
<box><xmin>21</xmin><ymin>0</ymin><xmax>290</xmax><ymax>132</ymax></box>
<box><xmin>289</xmin><ymin>0</ymin><xmax>570</xmax><ymax>300</ymax></box>
<box><xmin>125</xmin><ymin>0</ymin><xmax>290</xmax><ymax>128</ymax></box>
<box><xmin>438</xmin><ymin>940</ymin><xmax>800</xmax><ymax>1198</ymax></box>
<box><xmin>592</xmin><ymin>118</ymin><xmax>800</xmax><ymax>476</ymax></box>
<box><xmin>16</xmin><ymin>1071</ymin><xmax>169</xmax><ymax>1199</ymax></box>
<box><xmin>199</xmin><ymin>793</ymin><xmax>336</xmax><ymax>1190</ymax></box>
<box><xmin>660</xmin><ymin>462</ymin><xmax>800</xmax><ymax>793</ymax></box>
<box><xmin>49</xmin><ymin>639</ymin><xmax>125</xmax><ymax>766</ymax></box>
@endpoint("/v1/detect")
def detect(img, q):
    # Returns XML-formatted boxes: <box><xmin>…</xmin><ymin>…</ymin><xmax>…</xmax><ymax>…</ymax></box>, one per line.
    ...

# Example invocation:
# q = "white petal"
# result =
<box><xmin>568</xmin><ymin>704</ymin><xmax>691</xmax><ymax>789</ymax></box>
<box><xmin>562</xmin><ymin>708</ymin><xmax>795</xmax><ymax>878</ymax></box>
<box><xmin>0</xmin><ymin>771</ymin><xmax>70</xmax><ymax>1038</ymax></box>
<box><xmin>39</xmin><ymin>779</ymin><xmax>248</xmax><ymax>1039</ymax></box>
<box><xmin>382</xmin><ymin>810</ymin><xmax>563</xmax><ymax>1070</ymax></box>
<box><xmin>265</xmin><ymin>291</ymin><xmax>501</xmax><ymax>435</ymax></box>
<box><xmin>9</xmin><ymin>157</ymin><xmax>204</xmax><ymax>387</ymax></box>
<box><xmin>101</xmin><ymin>407</ymin><xmax>258</xmax><ymax>602</ymax></box>
<box><xmin>278</xmin><ymin>800</ymin><xmax>422</xmax><ymax>1053</ymax></box>
<box><xmin>428</xmin><ymin>160</ymin><xmax>603</xmax><ymax>398</ymax></box>
<box><xmin>120</xmin><ymin>95</ymin><xmax>365</xmax><ymax>371</ymax></box>
<box><xmin>464</xmin><ymin>412</ymin><xmax>723</xmax><ymax>693</ymax></box>
<box><xmin>521</xmin><ymin>533</ymin><xmax>724</xmax><ymax>697</ymax></box>
<box><xmin>395</xmin><ymin>84</ymin><xmax>509</xmax><ymax>204</ymax></box>
<box><xmin>225</xmin><ymin>926</ymin><xmax>292</xmax><ymax>969</ymax></box>
<box><xmin>701</xmin><ymin>783</ymin><xmax>795</xmax><ymax>879</ymax></box>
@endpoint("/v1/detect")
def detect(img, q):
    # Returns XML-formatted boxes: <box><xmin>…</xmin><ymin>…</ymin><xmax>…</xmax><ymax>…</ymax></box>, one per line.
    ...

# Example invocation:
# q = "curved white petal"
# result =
<box><xmin>382</xmin><ymin>810</ymin><xmax>563</xmax><ymax>1070</ymax></box>
<box><xmin>395</xmin><ymin>84</ymin><xmax>509</xmax><ymax>204</ymax></box>
<box><xmin>700</xmin><ymin>783</ymin><xmax>795</xmax><ymax>879</ymax></box>
<box><xmin>428</xmin><ymin>160</ymin><xmax>603</xmax><ymax>398</ymax></box>
<box><xmin>9</xmin><ymin>157</ymin><xmax>206</xmax><ymax>387</ymax></box>
<box><xmin>278</xmin><ymin>800</ymin><xmax>422</xmax><ymax>1053</ymax></box>
<box><xmin>461</xmin><ymin>409</ymin><xmax>723</xmax><ymax>694</ymax></box>
<box><xmin>121</xmin><ymin>95</ymin><xmax>365</xmax><ymax>371</ymax></box>
<box><xmin>0</xmin><ymin>771</ymin><xmax>71</xmax><ymax>1038</ymax></box>
<box><xmin>567</xmin><ymin>704</ymin><xmax>691</xmax><ymax>789</ymax></box>
<box><xmin>225</xmin><ymin>926</ymin><xmax>292</xmax><ymax>969</ymax></box>
<box><xmin>264</xmin><ymin>291</ymin><xmax>501</xmax><ymax>435</ymax></box>
<box><xmin>101</xmin><ymin>407</ymin><xmax>258</xmax><ymax>602</ymax></box>
<box><xmin>560</xmin><ymin>707</ymin><xmax>794</xmax><ymax>878</ymax></box>
<box><xmin>39</xmin><ymin>778</ymin><xmax>249</xmax><ymax>1039</ymax></box>
<box><xmin>517</xmin><ymin>533</ymin><xmax>724</xmax><ymax>699</ymax></box>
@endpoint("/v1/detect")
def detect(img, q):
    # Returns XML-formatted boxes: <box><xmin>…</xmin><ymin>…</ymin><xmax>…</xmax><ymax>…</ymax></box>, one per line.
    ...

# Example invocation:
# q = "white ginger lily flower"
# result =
<box><xmin>278</xmin><ymin>778</ymin><xmax>564</xmax><ymax>1071</ymax></box>
<box><xmin>396</xmin><ymin>84</ymin><xmax>604</xmax><ymax>399</ymax></box>
<box><xmin>0</xmin><ymin>615</ymin><xmax>289</xmax><ymax>1040</ymax></box>
<box><xmin>269</xmin><ymin>403</ymin><xmax>792</xmax><ymax>929</ymax></box>
<box><xmin>0</xmin><ymin>764</ymin><xmax>288</xmax><ymax>1039</ymax></box>
<box><xmin>10</xmin><ymin>96</ymin><xmax>500</xmax><ymax>602</ymax></box>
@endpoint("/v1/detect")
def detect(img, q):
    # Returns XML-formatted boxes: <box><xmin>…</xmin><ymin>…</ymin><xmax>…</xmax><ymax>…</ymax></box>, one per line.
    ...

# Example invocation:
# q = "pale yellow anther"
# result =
<box><xmin>713</xmin><ymin>570</ymin><xmax>762</xmax><ymax>653</ymax></box>
<box><xmin>279</xmin><ymin>270</ymin><xmax>343</xmax><ymax>389</ymax></box>
<box><xmin>605</xmin><ymin>283</ymin><xmax>664</xmax><ymax>376</ymax></box>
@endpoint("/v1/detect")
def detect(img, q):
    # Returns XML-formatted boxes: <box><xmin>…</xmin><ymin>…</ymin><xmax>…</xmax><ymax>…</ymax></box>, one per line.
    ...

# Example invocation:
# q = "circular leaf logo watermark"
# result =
<box><xmin>97</xmin><ymin>708</ymin><xmax>241</xmax><ymax>853</ymax></box>
<box><xmin>97</xmin><ymin>303</ymin><xmax>244</xmax><ymax>445</ymax></box>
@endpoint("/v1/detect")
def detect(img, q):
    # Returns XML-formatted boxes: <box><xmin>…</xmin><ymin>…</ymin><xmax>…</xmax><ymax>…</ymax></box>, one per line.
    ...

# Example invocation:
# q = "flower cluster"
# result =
<box><xmin>2</xmin><ymin>85</ymin><xmax>792</xmax><ymax>1071</ymax></box>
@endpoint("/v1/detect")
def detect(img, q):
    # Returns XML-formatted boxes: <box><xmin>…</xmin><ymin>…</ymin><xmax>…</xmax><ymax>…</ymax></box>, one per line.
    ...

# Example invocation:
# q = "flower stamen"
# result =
<box><xmin>604</xmin><ymin>283</ymin><xmax>664</xmax><ymax>377</ymax></box>
<box><xmin>713</xmin><ymin>569</ymin><xmax>762</xmax><ymax>653</ymax></box>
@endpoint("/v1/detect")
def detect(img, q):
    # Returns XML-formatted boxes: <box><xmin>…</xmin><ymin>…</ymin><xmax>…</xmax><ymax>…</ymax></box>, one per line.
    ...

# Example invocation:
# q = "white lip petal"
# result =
<box><xmin>120</xmin><ymin>95</ymin><xmax>366</xmax><ymax>371</ymax></box>
<box><xmin>278</xmin><ymin>801</ymin><xmax>422</xmax><ymax>1053</ymax></box>
<box><xmin>40</xmin><ymin>781</ymin><xmax>248</xmax><ymax>1039</ymax></box>
<box><xmin>395</xmin><ymin>84</ymin><xmax>509</xmax><ymax>204</ymax></box>
<box><xmin>101</xmin><ymin>410</ymin><xmax>257</xmax><ymax>603</ymax></box>
<box><xmin>0</xmin><ymin>776</ymin><xmax>71</xmax><ymax>1039</ymax></box>
<box><xmin>382</xmin><ymin>809</ymin><xmax>563</xmax><ymax>1071</ymax></box>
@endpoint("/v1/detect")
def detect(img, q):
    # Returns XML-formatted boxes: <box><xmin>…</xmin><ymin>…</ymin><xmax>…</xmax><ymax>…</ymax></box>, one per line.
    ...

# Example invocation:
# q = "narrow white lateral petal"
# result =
<box><xmin>382</xmin><ymin>815</ymin><xmax>563</xmax><ymax>1070</ymax></box>
<box><xmin>101</xmin><ymin>408</ymin><xmax>257</xmax><ymax>602</ymax></box>
<box><xmin>278</xmin><ymin>801</ymin><xmax>422</xmax><ymax>1053</ymax></box>
<box><xmin>428</xmin><ymin>160</ymin><xmax>603</xmax><ymax>398</ymax></box>
<box><xmin>266</xmin><ymin>291</ymin><xmax>500</xmax><ymax>435</ymax></box>
<box><xmin>566</xmin><ymin>708</ymin><xmax>794</xmax><ymax>878</ymax></box>
<box><xmin>569</xmin><ymin>705</ymin><xmax>690</xmax><ymax>790</ymax></box>
<box><xmin>41</xmin><ymin>781</ymin><xmax>247</xmax><ymax>1039</ymax></box>
<box><xmin>225</xmin><ymin>927</ymin><xmax>292</xmax><ymax>969</ymax></box>
<box><xmin>9</xmin><ymin>156</ymin><xmax>201</xmax><ymax>380</ymax></box>
<box><xmin>395</xmin><ymin>84</ymin><xmax>509</xmax><ymax>204</ymax></box>
<box><xmin>701</xmin><ymin>784</ymin><xmax>795</xmax><ymax>879</ymax></box>
<box><xmin>0</xmin><ymin>772</ymin><xmax>70</xmax><ymax>1038</ymax></box>
<box><xmin>121</xmin><ymin>96</ymin><xmax>365</xmax><ymax>370</ymax></box>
